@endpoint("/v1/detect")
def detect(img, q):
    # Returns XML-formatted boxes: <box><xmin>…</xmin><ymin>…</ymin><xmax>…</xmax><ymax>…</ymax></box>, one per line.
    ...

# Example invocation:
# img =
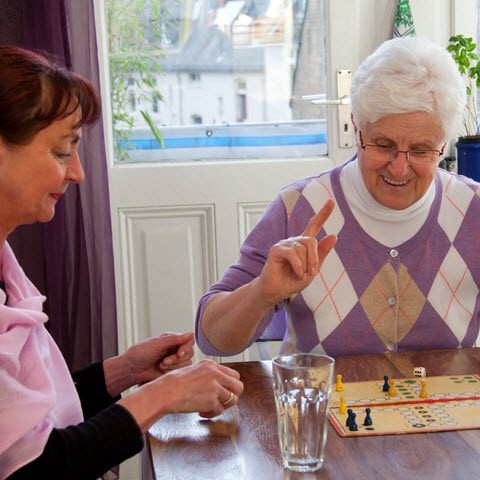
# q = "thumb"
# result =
<box><xmin>317</xmin><ymin>234</ymin><xmax>337</xmax><ymax>264</ymax></box>
<box><xmin>159</xmin><ymin>330</ymin><xmax>194</xmax><ymax>339</ymax></box>
<box><xmin>174</xmin><ymin>331</ymin><xmax>194</xmax><ymax>342</ymax></box>
<box><xmin>158</xmin><ymin>331</ymin><xmax>194</xmax><ymax>348</ymax></box>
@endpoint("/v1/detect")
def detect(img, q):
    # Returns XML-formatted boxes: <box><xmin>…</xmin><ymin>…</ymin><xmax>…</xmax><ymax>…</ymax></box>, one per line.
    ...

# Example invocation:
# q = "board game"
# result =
<box><xmin>328</xmin><ymin>374</ymin><xmax>480</xmax><ymax>437</ymax></box>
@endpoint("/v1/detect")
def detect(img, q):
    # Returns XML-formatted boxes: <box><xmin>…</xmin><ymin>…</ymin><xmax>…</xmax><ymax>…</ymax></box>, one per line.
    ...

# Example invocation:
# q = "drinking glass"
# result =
<box><xmin>272</xmin><ymin>353</ymin><xmax>335</xmax><ymax>472</ymax></box>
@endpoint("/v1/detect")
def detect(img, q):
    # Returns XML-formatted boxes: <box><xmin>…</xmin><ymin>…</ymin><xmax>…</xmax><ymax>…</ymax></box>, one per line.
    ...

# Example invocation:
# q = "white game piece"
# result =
<box><xmin>414</xmin><ymin>367</ymin><xmax>426</xmax><ymax>378</ymax></box>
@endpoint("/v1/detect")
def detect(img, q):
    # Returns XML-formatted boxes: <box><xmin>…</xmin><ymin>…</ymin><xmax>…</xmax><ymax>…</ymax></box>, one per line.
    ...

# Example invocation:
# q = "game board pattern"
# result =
<box><xmin>329</xmin><ymin>375</ymin><xmax>480</xmax><ymax>436</ymax></box>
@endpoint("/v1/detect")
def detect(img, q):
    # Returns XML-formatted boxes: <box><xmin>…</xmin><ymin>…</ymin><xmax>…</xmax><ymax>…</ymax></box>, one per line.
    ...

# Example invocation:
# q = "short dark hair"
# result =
<box><xmin>0</xmin><ymin>45</ymin><xmax>101</xmax><ymax>145</ymax></box>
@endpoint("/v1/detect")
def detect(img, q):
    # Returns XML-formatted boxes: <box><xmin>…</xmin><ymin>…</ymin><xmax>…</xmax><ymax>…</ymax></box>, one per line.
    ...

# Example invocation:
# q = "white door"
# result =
<box><xmin>94</xmin><ymin>0</ymin><xmax>476</xmax><ymax>362</ymax></box>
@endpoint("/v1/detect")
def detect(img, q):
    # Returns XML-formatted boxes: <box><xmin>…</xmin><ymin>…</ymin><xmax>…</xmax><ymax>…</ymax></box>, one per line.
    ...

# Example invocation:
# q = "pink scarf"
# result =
<box><xmin>0</xmin><ymin>243</ymin><xmax>83</xmax><ymax>479</ymax></box>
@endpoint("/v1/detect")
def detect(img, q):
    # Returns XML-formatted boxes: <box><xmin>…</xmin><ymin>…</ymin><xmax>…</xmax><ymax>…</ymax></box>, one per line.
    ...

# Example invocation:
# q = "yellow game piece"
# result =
<box><xmin>388</xmin><ymin>378</ymin><xmax>396</xmax><ymax>397</ymax></box>
<box><xmin>419</xmin><ymin>380</ymin><xmax>428</xmax><ymax>398</ymax></box>
<box><xmin>335</xmin><ymin>374</ymin><xmax>345</xmax><ymax>392</ymax></box>
<box><xmin>339</xmin><ymin>396</ymin><xmax>347</xmax><ymax>414</ymax></box>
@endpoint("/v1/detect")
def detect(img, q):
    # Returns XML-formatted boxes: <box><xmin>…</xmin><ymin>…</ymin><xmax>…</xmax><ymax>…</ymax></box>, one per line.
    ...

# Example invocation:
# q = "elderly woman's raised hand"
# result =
<box><xmin>257</xmin><ymin>199</ymin><xmax>337</xmax><ymax>306</ymax></box>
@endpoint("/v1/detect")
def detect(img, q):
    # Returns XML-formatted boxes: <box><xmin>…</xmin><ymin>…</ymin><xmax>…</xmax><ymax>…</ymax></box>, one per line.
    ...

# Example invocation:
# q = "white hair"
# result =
<box><xmin>351</xmin><ymin>37</ymin><xmax>466</xmax><ymax>141</ymax></box>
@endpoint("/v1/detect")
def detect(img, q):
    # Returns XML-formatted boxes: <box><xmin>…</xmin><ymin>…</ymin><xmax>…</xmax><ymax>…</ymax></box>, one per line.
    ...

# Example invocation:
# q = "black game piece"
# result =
<box><xmin>382</xmin><ymin>375</ymin><xmax>390</xmax><ymax>392</ymax></box>
<box><xmin>363</xmin><ymin>407</ymin><xmax>373</xmax><ymax>426</ymax></box>
<box><xmin>346</xmin><ymin>408</ymin><xmax>353</xmax><ymax>427</ymax></box>
<box><xmin>349</xmin><ymin>412</ymin><xmax>358</xmax><ymax>431</ymax></box>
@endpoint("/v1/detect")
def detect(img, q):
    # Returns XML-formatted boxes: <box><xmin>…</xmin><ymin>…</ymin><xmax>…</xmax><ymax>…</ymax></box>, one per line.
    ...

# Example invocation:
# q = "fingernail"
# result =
<box><xmin>164</xmin><ymin>359</ymin><xmax>173</xmax><ymax>366</ymax></box>
<box><xmin>179</xmin><ymin>351</ymin><xmax>186</xmax><ymax>358</ymax></box>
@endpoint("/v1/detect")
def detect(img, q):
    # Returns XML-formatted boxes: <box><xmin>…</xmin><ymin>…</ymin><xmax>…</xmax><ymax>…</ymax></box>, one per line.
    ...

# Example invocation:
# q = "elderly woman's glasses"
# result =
<box><xmin>359</xmin><ymin>133</ymin><xmax>446</xmax><ymax>165</ymax></box>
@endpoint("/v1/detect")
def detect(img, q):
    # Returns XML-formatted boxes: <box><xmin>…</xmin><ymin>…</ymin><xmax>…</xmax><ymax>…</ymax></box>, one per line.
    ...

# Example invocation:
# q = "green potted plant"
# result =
<box><xmin>447</xmin><ymin>34</ymin><xmax>480</xmax><ymax>180</ymax></box>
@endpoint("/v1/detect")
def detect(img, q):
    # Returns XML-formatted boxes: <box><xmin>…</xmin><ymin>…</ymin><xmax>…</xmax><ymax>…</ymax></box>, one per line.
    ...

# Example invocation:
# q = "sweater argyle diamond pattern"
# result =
<box><xmin>282</xmin><ymin>165</ymin><xmax>480</xmax><ymax>355</ymax></box>
<box><xmin>195</xmin><ymin>161</ymin><xmax>480</xmax><ymax>357</ymax></box>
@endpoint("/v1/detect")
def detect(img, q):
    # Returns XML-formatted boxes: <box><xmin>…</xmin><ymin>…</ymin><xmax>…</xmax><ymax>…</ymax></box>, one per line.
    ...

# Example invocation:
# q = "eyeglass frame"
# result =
<box><xmin>359</xmin><ymin>131</ymin><xmax>446</xmax><ymax>165</ymax></box>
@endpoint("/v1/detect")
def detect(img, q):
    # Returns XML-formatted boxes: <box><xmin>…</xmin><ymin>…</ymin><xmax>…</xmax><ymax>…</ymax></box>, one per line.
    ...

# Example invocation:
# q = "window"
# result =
<box><xmin>188</xmin><ymin>73</ymin><xmax>201</xmax><ymax>82</ymax></box>
<box><xmin>129</xmin><ymin>91</ymin><xmax>136</xmax><ymax>112</ymax></box>
<box><xmin>218</xmin><ymin>96</ymin><xmax>224</xmax><ymax>116</ymax></box>
<box><xmin>191</xmin><ymin>114</ymin><xmax>203</xmax><ymax>124</ymax></box>
<box><xmin>236</xmin><ymin>94</ymin><xmax>247</xmax><ymax>122</ymax></box>
<box><xmin>152</xmin><ymin>93</ymin><xmax>159</xmax><ymax>113</ymax></box>
<box><xmin>235</xmin><ymin>79</ymin><xmax>247</xmax><ymax>122</ymax></box>
<box><xmin>105</xmin><ymin>0</ymin><xmax>327</xmax><ymax>162</ymax></box>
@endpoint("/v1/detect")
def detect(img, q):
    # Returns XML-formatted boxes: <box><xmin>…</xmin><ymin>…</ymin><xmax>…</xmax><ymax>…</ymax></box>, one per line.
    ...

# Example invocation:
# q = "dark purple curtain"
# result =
<box><xmin>0</xmin><ymin>0</ymin><xmax>118</xmax><ymax>370</ymax></box>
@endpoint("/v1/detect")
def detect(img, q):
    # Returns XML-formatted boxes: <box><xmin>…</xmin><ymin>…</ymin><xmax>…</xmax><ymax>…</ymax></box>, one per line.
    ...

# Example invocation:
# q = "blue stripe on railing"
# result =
<box><xmin>119</xmin><ymin>133</ymin><xmax>327</xmax><ymax>150</ymax></box>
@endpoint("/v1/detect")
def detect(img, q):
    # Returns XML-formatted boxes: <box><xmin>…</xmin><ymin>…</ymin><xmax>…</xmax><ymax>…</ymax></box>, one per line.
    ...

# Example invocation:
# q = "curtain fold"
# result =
<box><xmin>0</xmin><ymin>0</ymin><xmax>118</xmax><ymax>370</ymax></box>
<box><xmin>64</xmin><ymin>0</ymin><xmax>118</xmax><ymax>369</ymax></box>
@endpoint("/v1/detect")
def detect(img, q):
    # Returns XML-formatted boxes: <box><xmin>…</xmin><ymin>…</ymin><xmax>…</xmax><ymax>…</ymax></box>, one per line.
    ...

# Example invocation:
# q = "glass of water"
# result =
<box><xmin>272</xmin><ymin>353</ymin><xmax>335</xmax><ymax>472</ymax></box>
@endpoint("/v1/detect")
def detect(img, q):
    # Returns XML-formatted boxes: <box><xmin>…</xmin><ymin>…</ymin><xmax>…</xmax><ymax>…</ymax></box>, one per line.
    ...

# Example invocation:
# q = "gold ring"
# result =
<box><xmin>221</xmin><ymin>391</ymin><xmax>234</xmax><ymax>406</ymax></box>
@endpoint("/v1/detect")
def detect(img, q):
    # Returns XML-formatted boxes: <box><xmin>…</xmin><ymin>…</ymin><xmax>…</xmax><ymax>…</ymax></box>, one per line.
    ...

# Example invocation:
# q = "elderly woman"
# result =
<box><xmin>0</xmin><ymin>45</ymin><xmax>243</xmax><ymax>480</ymax></box>
<box><xmin>196</xmin><ymin>36</ymin><xmax>480</xmax><ymax>357</ymax></box>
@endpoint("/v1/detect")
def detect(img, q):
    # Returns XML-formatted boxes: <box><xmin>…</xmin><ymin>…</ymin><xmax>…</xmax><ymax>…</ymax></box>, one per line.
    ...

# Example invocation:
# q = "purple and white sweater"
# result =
<box><xmin>196</xmin><ymin>160</ymin><xmax>480</xmax><ymax>356</ymax></box>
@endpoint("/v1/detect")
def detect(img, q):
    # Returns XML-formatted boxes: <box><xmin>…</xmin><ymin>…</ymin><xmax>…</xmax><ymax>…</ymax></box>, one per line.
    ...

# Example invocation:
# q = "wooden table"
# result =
<box><xmin>148</xmin><ymin>348</ymin><xmax>480</xmax><ymax>479</ymax></box>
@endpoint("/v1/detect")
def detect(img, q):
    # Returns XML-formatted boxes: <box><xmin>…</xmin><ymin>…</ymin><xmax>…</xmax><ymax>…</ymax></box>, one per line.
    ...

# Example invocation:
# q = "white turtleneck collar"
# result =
<box><xmin>340</xmin><ymin>160</ymin><xmax>435</xmax><ymax>247</ymax></box>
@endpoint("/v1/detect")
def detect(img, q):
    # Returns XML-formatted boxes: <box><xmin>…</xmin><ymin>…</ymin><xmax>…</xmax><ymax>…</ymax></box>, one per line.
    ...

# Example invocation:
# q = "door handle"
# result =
<box><xmin>301</xmin><ymin>70</ymin><xmax>353</xmax><ymax>148</ymax></box>
<box><xmin>301</xmin><ymin>94</ymin><xmax>351</xmax><ymax>105</ymax></box>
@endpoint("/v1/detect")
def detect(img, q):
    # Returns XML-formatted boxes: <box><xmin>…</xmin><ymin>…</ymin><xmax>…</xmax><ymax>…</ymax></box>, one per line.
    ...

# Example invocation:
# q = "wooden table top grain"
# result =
<box><xmin>147</xmin><ymin>348</ymin><xmax>480</xmax><ymax>479</ymax></box>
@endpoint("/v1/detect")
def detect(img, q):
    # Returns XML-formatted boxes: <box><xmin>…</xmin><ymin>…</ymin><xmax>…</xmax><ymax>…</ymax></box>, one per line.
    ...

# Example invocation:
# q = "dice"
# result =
<box><xmin>414</xmin><ymin>367</ymin><xmax>426</xmax><ymax>378</ymax></box>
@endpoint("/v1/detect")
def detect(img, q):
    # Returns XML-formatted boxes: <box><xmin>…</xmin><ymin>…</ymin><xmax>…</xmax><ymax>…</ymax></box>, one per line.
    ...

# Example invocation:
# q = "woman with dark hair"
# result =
<box><xmin>0</xmin><ymin>45</ymin><xmax>243</xmax><ymax>480</ymax></box>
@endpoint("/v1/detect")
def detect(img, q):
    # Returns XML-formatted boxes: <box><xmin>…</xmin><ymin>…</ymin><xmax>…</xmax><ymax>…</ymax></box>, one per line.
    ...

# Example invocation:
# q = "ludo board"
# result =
<box><xmin>328</xmin><ymin>374</ymin><xmax>480</xmax><ymax>437</ymax></box>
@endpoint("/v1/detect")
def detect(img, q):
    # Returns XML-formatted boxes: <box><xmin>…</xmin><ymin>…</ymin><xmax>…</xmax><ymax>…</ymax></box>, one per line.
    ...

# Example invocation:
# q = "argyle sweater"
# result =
<box><xmin>196</xmin><ymin>161</ymin><xmax>480</xmax><ymax>356</ymax></box>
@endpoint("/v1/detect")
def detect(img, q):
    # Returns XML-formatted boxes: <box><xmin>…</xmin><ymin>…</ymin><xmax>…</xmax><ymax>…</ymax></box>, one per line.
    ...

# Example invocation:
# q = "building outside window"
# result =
<box><xmin>106</xmin><ymin>0</ymin><xmax>327</xmax><ymax>162</ymax></box>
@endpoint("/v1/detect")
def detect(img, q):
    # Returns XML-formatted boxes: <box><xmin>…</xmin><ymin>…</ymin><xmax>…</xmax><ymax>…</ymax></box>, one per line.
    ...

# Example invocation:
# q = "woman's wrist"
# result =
<box><xmin>103</xmin><ymin>354</ymin><xmax>136</xmax><ymax>398</ymax></box>
<box><xmin>118</xmin><ymin>378</ymin><xmax>170</xmax><ymax>434</ymax></box>
<box><xmin>250</xmin><ymin>276</ymin><xmax>283</xmax><ymax>311</ymax></box>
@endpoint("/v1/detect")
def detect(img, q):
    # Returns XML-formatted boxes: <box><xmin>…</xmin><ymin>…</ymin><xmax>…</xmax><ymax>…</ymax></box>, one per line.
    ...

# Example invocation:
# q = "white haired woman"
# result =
<box><xmin>196</xmin><ymin>36</ymin><xmax>480</xmax><ymax>358</ymax></box>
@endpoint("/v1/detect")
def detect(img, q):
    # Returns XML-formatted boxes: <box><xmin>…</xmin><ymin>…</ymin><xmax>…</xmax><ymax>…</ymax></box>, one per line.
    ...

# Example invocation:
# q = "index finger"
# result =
<box><xmin>302</xmin><ymin>199</ymin><xmax>335</xmax><ymax>238</ymax></box>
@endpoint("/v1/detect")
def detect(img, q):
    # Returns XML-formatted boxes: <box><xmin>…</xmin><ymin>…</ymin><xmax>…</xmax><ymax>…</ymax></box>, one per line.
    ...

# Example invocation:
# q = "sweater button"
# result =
<box><xmin>389</xmin><ymin>249</ymin><xmax>399</xmax><ymax>258</ymax></box>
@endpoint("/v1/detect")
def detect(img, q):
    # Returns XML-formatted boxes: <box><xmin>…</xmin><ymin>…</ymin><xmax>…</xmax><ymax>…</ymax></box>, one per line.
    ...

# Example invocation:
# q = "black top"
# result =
<box><xmin>6</xmin><ymin>362</ymin><xmax>144</xmax><ymax>480</ymax></box>
<box><xmin>0</xmin><ymin>279</ymin><xmax>7</xmax><ymax>304</ymax></box>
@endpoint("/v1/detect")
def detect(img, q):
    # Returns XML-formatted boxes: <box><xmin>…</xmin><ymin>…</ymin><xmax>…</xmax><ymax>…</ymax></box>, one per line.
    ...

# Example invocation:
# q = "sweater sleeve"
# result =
<box><xmin>7</xmin><ymin>362</ymin><xmax>144</xmax><ymax>480</ymax></box>
<box><xmin>195</xmin><ymin>193</ymin><xmax>289</xmax><ymax>355</ymax></box>
<box><xmin>72</xmin><ymin>361</ymin><xmax>121</xmax><ymax>419</ymax></box>
<box><xmin>6</xmin><ymin>404</ymin><xmax>144</xmax><ymax>480</ymax></box>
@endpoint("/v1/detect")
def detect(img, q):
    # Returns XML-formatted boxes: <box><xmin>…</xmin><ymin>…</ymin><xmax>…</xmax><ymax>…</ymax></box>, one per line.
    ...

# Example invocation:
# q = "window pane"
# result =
<box><xmin>106</xmin><ymin>0</ymin><xmax>327</xmax><ymax>162</ymax></box>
